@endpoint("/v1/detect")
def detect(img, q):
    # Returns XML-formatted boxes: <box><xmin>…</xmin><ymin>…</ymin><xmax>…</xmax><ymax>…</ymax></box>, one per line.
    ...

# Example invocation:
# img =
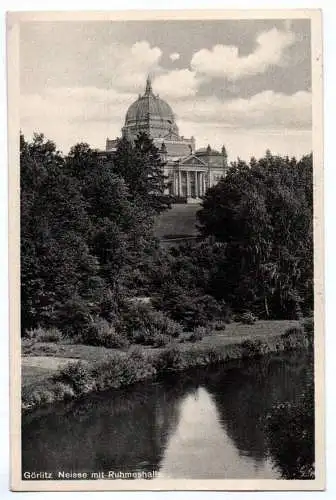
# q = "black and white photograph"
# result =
<box><xmin>8</xmin><ymin>9</ymin><xmax>324</xmax><ymax>491</ymax></box>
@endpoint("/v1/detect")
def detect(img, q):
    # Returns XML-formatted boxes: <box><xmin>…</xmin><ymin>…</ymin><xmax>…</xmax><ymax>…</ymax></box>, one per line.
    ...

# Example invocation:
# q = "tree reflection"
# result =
<box><xmin>204</xmin><ymin>353</ymin><xmax>313</xmax><ymax>470</ymax></box>
<box><xmin>22</xmin><ymin>379</ymin><xmax>190</xmax><ymax>478</ymax></box>
<box><xmin>22</xmin><ymin>353</ymin><xmax>314</xmax><ymax>480</ymax></box>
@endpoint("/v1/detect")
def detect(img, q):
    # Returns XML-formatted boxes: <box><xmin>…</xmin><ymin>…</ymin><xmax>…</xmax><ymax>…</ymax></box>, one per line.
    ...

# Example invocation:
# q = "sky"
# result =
<box><xmin>20</xmin><ymin>18</ymin><xmax>312</xmax><ymax>161</ymax></box>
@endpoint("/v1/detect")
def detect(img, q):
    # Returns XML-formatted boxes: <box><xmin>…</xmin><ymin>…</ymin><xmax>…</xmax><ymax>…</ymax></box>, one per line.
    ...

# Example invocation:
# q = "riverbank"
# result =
<box><xmin>22</xmin><ymin>320</ymin><xmax>310</xmax><ymax>412</ymax></box>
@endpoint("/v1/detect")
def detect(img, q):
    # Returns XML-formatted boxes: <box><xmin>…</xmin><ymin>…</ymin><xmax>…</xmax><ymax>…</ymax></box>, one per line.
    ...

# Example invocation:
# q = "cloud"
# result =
<box><xmin>190</xmin><ymin>28</ymin><xmax>296</xmax><ymax>80</ymax></box>
<box><xmin>21</xmin><ymin>83</ymin><xmax>311</xmax><ymax>157</ymax></box>
<box><xmin>173</xmin><ymin>90</ymin><xmax>311</xmax><ymax>130</ymax></box>
<box><xmin>154</xmin><ymin>69</ymin><xmax>199</xmax><ymax>98</ymax></box>
<box><xmin>169</xmin><ymin>52</ymin><xmax>180</xmax><ymax>61</ymax></box>
<box><xmin>20</xmin><ymin>86</ymin><xmax>136</xmax><ymax>152</ymax></box>
<box><xmin>99</xmin><ymin>41</ymin><xmax>163</xmax><ymax>92</ymax></box>
<box><xmin>177</xmin><ymin>120</ymin><xmax>311</xmax><ymax>160</ymax></box>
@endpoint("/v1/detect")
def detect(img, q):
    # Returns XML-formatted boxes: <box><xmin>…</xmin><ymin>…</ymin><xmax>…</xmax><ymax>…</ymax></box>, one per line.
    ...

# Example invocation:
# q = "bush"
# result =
<box><xmin>131</xmin><ymin>329</ymin><xmax>172</xmax><ymax>347</ymax></box>
<box><xmin>153</xmin><ymin>290</ymin><xmax>224</xmax><ymax>330</ymax></box>
<box><xmin>82</xmin><ymin>317</ymin><xmax>129</xmax><ymax>348</ymax></box>
<box><xmin>186</xmin><ymin>326</ymin><xmax>209</xmax><ymax>343</ymax></box>
<box><xmin>154</xmin><ymin>346</ymin><xmax>184</xmax><ymax>372</ymax></box>
<box><xmin>54</xmin><ymin>361</ymin><xmax>96</xmax><ymax>395</ymax></box>
<box><xmin>91</xmin><ymin>350</ymin><xmax>156</xmax><ymax>391</ymax></box>
<box><xmin>211</xmin><ymin>320</ymin><xmax>227</xmax><ymax>331</ymax></box>
<box><xmin>282</xmin><ymin>326</ymin><xmax>304</xmax><ymax>338</ymax></box>
<box><xmin>24</xmin><ymin>326</ymin><xmax>63</xmax><ymax>343</ymax></box>
<box><xmin>120</xmin><ymin>303</ymin><xmax>183</xmax><ymax>345</ymax></box>
<box><xmin>54</xmin><ymin>297</ymin><xmax>93</xmax><ymax>337</ymax></box>
<box><xmin>281</xmin><ymin>326</ymin><xmax>308</xmax><ymax>350</ymax></box>
<box><xmin>235</xmin><ymin>311</ymin><xmax>257</xmax><ymax>325</ymax></box>
<box><xmin>240</xmin><ymin>339</ymin><xmax>267</xmax><ymax>358</ymax></box>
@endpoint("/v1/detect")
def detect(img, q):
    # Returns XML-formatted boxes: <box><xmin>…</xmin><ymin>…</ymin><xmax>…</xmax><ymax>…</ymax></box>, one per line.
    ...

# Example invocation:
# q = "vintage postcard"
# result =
<box><xmin>8</xmin><ymin>9</ymin><xmax>324</xmax><ymax>491</ymax></box>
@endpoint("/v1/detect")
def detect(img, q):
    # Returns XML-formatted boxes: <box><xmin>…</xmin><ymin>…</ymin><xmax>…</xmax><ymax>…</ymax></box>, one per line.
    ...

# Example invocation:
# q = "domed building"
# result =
<box><xmin>106</xmin><ymin>76</ymin><xmax>228</xmax><ymax>202</ymax></box>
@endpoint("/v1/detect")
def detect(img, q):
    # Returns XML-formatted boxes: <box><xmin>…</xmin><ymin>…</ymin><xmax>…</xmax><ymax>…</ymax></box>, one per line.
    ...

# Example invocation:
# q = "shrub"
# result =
<box><xmin>152</xmin><ymin>333</ymin><xmax>171</xmax><ymax>348</ymax></box>
<box><xmin>54</xmin><ymin>361</ymin><xmax>96</xmax><ymax>395</ymax></box>
<box><xmin>131</xmin><ymin>328</ymin><xmax>172</xmax><ymax>347</ymax></box>
<box><xmin>83</xmin><ymin>317</ymin><xmax>129</xmax><ymax>348</ymax></box>
<box><xmin>153</xmin><ymin>290</ymin><xmax>224</xmax><ymax>330</ymax></box>
<box><xmin>281</xmin><ymin>326</ymin><xmax>307</xmax><ymax>350</ymax></box>
<box><xmin>211</xmin><ymin>320</ymin><xmax>227</xmax><ymax>331</ymax></box>
<box><xmin>154</xmin><ymin>346</ymin><xmax>184</xmax><ymax>372</ymax></box>
<box><xmin>54</xmin><ymin>297</ymin><xmax>93</xmax><ymax>337</ymax></box>
<box><xmin>120</xmin><ymin>302</ymin><xmax>183</xmax><ymax>345</ymax></box>
<box><xmin>91</xmin><ymin>351</ymin><xmax>156</xmax><ymax>391</ymax></box>
<box><xmin>282</xmin><ymin>326</ymin><xmax>304</xmax><ymax>338</ymax></box>
<box><xmin>53</xmin><ymin>382</ymin><xmax>76</xmax><ymax>401</ymax></box>
<box><xmin>240</xmin><ymin>339</ymin><xmax>267</xmax><ymax>358</ymax></box>
<box><xmin>24</xmin><ymin>326</ymin><xmax>63</xmax><ymax>343</ymax></box>
<box><xmin>187</xmin><ymin>326</ymin><xmax>209</xmax><ymax>343</ymax></box>
<box><xmin>236</xmin><ymin>311</ymin><xmax>257</xmax><ymax>325</ymax></box>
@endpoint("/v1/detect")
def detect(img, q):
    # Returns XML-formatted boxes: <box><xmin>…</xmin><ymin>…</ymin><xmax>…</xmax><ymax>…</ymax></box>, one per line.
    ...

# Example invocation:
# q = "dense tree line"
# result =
<box><xmin>154</xmin><ymin>152</ymin><xmax>313</xmax><ymax>321</ymax></box>
<box><xmin>21</xmin><ymin>132</ymin><xmax>313</xmax><ymax>339</ymax></box>
<box><xmin>20</xmin><ymin>132</ymin><xmax>166</xmax><ymax>336</ymax></box>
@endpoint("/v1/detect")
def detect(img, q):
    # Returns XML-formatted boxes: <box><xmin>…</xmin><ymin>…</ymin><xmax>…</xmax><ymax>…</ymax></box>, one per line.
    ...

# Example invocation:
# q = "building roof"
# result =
<box><xmin>123</xmin><ymin>75</ymin><xmax>179</xmax><ymax>139</ymax></box>
<box><xmin>195</xmin><ymin>145</ymin><xmax>221</xmax><ymax>156</ymax></box>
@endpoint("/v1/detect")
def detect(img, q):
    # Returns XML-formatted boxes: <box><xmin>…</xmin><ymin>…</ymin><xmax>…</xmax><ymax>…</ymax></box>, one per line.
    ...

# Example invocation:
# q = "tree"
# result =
<box><xmin>64</xmin><ymin>141</ymin><xmax>159</xmax><ymax>296</ymax></box>
<box><xmin>20</xmin><ymin>134</ymin><xmax>102</xmax><ymax>333</ymax></box>
<box><xmin>113</xmin><ymin>133</ymin><xmax>170</xmax><ymax>215</ymax></box>
<box><xmin>197</xmin><ymin>152</ymin><xmax>313</xmax><ymax>319</ymax></box>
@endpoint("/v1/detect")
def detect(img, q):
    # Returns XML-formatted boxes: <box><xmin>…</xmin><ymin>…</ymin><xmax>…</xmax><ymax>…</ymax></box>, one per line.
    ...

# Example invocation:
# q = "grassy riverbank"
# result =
<box><xmin>22</xmin><ymin>320</ymin><xmax>310</xmax><ymax>412</ymax></box>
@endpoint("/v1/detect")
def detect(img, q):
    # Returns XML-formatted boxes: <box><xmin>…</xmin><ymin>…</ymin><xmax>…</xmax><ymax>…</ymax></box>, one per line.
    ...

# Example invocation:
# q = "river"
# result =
<box><xmin>22</xmin><ymin>351</ymin><xmax>314</xmax><ymax>480</ymax></box>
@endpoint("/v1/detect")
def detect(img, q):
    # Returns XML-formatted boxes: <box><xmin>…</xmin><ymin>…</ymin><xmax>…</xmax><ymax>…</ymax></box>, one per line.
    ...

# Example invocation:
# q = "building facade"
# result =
<box><xmin>106</xmin><ymin>76</ymin><xmax>228</xmax><ymax>202</ymax></box>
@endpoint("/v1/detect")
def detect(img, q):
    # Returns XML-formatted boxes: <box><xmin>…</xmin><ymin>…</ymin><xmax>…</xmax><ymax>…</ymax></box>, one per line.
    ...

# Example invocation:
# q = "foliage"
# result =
<box><xmin>82</xmin><ymin>317</ymin><xmax>130</xmax><ymax>349</ymax></box>
<box><xmin>235</xmin><ymin>311</ymin><xmax>258</xmax><ymax>325</ymax></box>
<box><xmin>55</xmin><ymin>361</ymin><xmax>95</xmax><ymax>395</ymax></box>
<box><xmin>240</xmin><ymin>339</ymin><xmax>267</xmax><ymax>358</ymax></box>
<box><xmin>154</xmin><ymin>346</ymin><xmax>184</xmax><ymax>372</ymax></box>
<box><xmin>113</xmin><ymin>133</ymin><xmax>171</xmax><ymax>214</ymax></box>
<box><xmin>186</xmin><ymin>326</ymin><xmax>209</xmax><ymax>343</ymax></box>
<box><xmin>20</xmin><ymin>134</ymin><xmax>99</xmax><ymax>332</ymax></box>
<box><xmin>152</xmin><ymin>284</ymin><xmax>225</xmax><ymax>330</ymax></box>
<box><xmin>119</xmin><ymin>302</ymin><xmax>183</xmax><ymax>345</ymax></box>
<box><xmin>24</xmin><ymin>326</ymin><xmax>63</xmax><ymax>343</ymax></box>
<box><xmin>265</xmin><ymin>380</ymin><xmax>315</xmax><ymax>479</ymax></box>
<box><xmin>20</xmin><ymin>133</ymin><xmax>161</xmax><ymax>336</ymax></box>
<box><xmin>21</xmin><ymin>133</ymin><xmax>313</xmax><ymax>348</ymax></box>
<box><xmin>197</xmin><ymin>153</ymin><xmax>313</xmax><ymax>320</ymax></box>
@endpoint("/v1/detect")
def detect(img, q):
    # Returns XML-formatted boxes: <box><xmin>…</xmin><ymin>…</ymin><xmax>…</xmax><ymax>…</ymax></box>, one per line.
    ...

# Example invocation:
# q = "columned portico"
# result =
<box><xmin>173</xmin><ymin>170</ymin><xmax>206</xmax><ymax>199</ymax></box>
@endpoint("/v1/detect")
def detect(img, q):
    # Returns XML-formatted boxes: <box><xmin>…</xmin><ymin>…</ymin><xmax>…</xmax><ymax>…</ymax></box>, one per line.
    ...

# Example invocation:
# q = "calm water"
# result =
<box><xmin>22</xmin><ymin>352</ymin><xmax>313</xmax><ymax>480</ymax></box>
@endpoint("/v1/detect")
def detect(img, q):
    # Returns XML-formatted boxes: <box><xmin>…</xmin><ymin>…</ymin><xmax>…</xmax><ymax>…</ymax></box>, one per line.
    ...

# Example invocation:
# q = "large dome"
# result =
<box><xmin>122</xmin><ymin>76</ymin><xmax>179</xmax><ymax>140</ymax></box>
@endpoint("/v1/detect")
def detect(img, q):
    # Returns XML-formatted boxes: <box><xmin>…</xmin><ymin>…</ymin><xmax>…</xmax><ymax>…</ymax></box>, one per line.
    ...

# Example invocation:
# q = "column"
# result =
<box><xmin>186</xmin><ymin>171</ymin><xmax>190</xmax><ymax>198</ymax></box>
<box><xmin>178</xmin><ymin>170</ymin><xmax>182</xmax><ymax>197</ymax></box>
<box><xmin>197</xmin><ymin>172</ymin><xmax>201</xmax><ymax>198</ymax></box>
<box><xmin>202</xmin><ymin>173</ymin><xmax>206</xmax><ymax>195</ymax></box>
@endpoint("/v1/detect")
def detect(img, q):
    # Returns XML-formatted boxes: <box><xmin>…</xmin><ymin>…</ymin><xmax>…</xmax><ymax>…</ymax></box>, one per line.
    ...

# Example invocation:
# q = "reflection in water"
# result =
<box><xmin>158</xmin><ymin>387</ymin><xmax>275</xmax><ymax>479</ymax></box>
<box><xmin>22</xmin><ymin>352</ymin><xmax>312</xmax><ymax>479</ymax></box>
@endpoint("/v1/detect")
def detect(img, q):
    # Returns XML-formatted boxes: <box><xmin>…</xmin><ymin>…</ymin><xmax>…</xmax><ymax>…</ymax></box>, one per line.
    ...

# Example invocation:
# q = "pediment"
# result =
<box><xmin>179</xmin><ymin>154</ymin><xmax>208</xmax><ymax>167</ymax></box>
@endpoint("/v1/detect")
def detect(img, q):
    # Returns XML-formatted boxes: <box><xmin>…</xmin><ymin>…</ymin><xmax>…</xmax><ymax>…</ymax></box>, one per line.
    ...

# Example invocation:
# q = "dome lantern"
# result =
<box><xmin>144</xmin><ymin>74</ymin><xmax>153</xmax><ymax>95</ymax></box>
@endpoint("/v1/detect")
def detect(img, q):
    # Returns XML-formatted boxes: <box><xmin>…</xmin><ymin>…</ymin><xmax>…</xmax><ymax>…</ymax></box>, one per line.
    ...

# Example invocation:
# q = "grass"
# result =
<box><xmin>21</xmin><ymin>320</ymin><xmax>305</xmax><ymax>412</ymax></box>
<box><xmin>153</xmin><ymin>203</ymin><xmax>201</xmax><ymax>239</ymax></box>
